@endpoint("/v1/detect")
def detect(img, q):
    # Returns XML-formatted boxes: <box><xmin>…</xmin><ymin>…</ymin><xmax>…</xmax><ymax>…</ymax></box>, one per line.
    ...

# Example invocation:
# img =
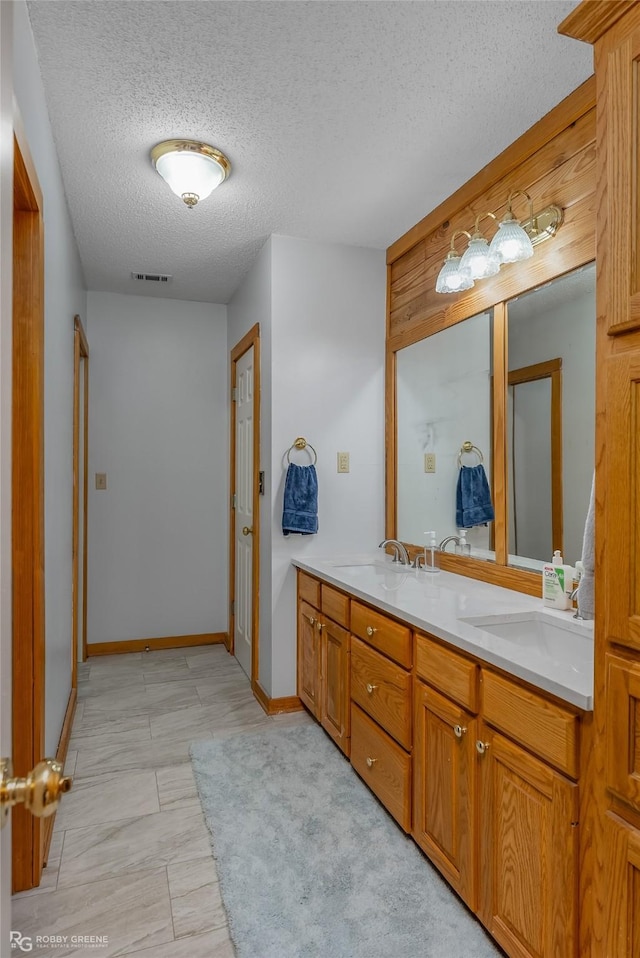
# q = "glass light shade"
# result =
<box><xmin>459</xmin><ymin>235</ymin><xmax>501</xmax><ymax>280</ymax></box>
<box><xmin>489</xmin><ymin>214</ymin><xmax>534</xmax><ymax>264</ymax></box>
<box><xmin>435</xmin><ymin>253</ymin><xmax>475</xmax><ymax>294</ymax></box>
<box><xmin>155</xmin><ymin>151</ymin><xmax>225</xmax><ymax>202</ymax></box>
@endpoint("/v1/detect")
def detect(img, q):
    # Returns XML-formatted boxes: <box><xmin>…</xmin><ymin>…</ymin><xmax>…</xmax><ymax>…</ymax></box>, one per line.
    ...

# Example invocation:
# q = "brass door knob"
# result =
<box><xmin>453</xmin><ymin>725</ymin><xmax>467</xmax><ymax>739</ymax></box>
<box><xmin>475</xmin><ymin>741</ymin><xmax>490</xmax><ymax>755</ymax></box>
<box><xmin>305</xmin><ymin>614</ymin><xmax>316</xmax><ymax>627</ymax></box>
<box><xmin>242</xmin><ymin>526</ymin><xmax>253</xmax><ymax>536</ymax></box>
<box><xmin>0</xmin><ymin>757</ymin><xmax>72</xmax><ymax>829</ymax></box>
<box><xmin>366</xmin><ymin>683</ymin><xmax>378</xmax><ymax>695</ymax></box>
<box><xmin>366</xmin><ymin>626</ymin><xmax>377</xmax><ymax>637</ymax></box>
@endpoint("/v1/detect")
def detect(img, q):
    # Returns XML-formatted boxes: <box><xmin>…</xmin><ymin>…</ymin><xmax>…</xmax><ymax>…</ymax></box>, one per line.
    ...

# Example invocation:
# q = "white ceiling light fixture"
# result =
<box><xmin>150</xmin><ymin>139</ymin><xmax>231</xmax><ymax>208</ymax></box>
<box><xmin>435</xmin><ymin>230</ymin><xmax>475</xmax><ymax>294</ymax></box>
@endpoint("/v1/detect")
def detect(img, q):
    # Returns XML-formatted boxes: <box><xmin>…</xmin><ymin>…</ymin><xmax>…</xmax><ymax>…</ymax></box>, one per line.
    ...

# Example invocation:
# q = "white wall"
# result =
<box><xmin>227</xmin><ymin>239</ymin><xmax>273</xmax><ymax>688</ymax></box>
<box><xmin>0</xmin><ymin>3</ymin><xmax>13</xmax><ymax>945</ymax></box>
<box><xmin>86</xmin><ymin>292</ymin><xmax>228</xmax><ymax>645</ymax></box>
<box><xmin>13</xmin><ymin>2</ymin><xmax>87</xmax><ymax>754</ymax></box>
<box><xmin>269</xmin><ymin>235</ymin><xmax>386</xmax><ymax>697</ymax></box>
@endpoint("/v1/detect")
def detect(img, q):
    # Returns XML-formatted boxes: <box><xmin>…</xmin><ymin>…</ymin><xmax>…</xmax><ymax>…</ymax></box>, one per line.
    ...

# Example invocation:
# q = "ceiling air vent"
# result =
<box><xmin>131</xmin><ymin>271</ymin><xmax>172</xmax><ymax>283</ymax></box>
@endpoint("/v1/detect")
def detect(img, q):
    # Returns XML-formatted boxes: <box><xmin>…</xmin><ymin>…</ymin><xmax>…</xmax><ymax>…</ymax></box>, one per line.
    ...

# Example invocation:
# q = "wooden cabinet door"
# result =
<box><xmin>479</xmin><ymin>727</ymin><xmax>579</xmax><ymax>958</ymax></box>
<box><xmin>320</xmin><ymin>618</ymin><xmax>350</xmax><ymax>755</ymax></box>
<box><xmin>413</xmin><ymin>681</ymin><xmax>477</xmax><ymax>909</ymax></box>
<box><xmin>297</xmin><ymin>599</ymin><xmax>320</xmax><ymax>718</ymax></box>
<box><xmin>606</xmin><ymin>813</ymin><xmax>640</xmax><ymax>957</ymax></box>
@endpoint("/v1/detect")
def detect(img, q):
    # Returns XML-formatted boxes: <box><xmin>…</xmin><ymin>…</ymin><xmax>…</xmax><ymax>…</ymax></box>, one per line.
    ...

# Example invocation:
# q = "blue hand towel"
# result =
<box><xmin>455</xmin><ymin>464</ymin><xmax>494</xmax><ymax>529</ymax></box>
<box><xmin>282</xmin><ymin>463</ymin><xmax>319</xmax><ymax>536</ymax></box>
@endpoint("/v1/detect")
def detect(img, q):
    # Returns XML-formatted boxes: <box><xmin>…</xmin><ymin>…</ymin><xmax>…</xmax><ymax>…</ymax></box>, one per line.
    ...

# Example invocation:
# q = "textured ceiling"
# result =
<box><xmin>27</xmin><ymin>1</ymin><xmax>592</xmax><ymax>304</ymax></box>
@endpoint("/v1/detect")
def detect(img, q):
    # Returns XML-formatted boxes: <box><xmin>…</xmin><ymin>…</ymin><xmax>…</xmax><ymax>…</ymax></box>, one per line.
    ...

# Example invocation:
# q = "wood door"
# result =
<box><xmin>320</xmin><ymin>618</ymin><xmax>350</xmax><ymax>755</ymax></box>
<box><xmin>297</xmin><ymin>599</ymin><xmax>320</xmax><ymax>718</ymax></box>
<box><xmin>233</xmin><ymin>344</ymin><xmax>254</xmax><ymax>681</ymax></box>
<box><xmin>606</xmin><ymin>813</ymin><xmax>640</xmax><ymax>958</ymax></box>
<box><xmin>478</xmin><ymin>726</ymin><xmax>579</xmax><ymax>958</ymax></box>
<box><xmin>413</xmin><ymin>681</ymin><xmax>476</xmax><ymax>909</ymax></box>
<box><xmin>229</xmin><ymin>325</ymin><xmax>260</xmax><ymax>688</ymax></box>
<box><xmin>0</xmin><ymin>1</ymin><xmax>12</xmax><ymax>942</ymax></box>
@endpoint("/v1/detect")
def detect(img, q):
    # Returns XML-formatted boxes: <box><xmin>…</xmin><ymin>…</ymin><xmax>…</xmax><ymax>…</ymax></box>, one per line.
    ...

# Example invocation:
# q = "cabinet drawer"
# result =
<box><xmin>482</xmin><ymin>669</ymin><xmax>579</xmax><ymax>778</ymax></box>
<box><xmin>415</xmin><ymin>633</ymin><xmax>479</xmax><ymax>712</ymax></box>
<box><xmin>351</xmin><ymin>601</ymin><xmax>412</xmax><ymax>668</ymax></box>
<box><xmin>298</xmin><ymin>571</ymin><xmax>320</xmax><ymax>608</ymax></box>
<box><xmin>351</xmin><ymin>636</ymin><xmax>411</xmax><ymax>748</ymax></box>
<box><xmin>351</xmin><ymin>704</ymin><xmax>411</xmax><ymax>832</ymax></box>
<box><xmin>321</xmin><ymin>584</ymin><xmax>350</xmax><ymax>629</ymax></box>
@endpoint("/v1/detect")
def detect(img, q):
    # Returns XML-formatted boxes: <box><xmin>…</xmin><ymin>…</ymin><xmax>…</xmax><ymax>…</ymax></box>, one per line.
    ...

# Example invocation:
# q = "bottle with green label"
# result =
<box><xmin>542</xmin><ymin>550</ymin><xmax>574</xmax><ymax>610</ymax></box>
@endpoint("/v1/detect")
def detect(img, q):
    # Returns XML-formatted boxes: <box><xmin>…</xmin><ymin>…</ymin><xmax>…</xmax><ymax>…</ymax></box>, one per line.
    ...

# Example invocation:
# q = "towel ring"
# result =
<box><xmin>287</xmin><ymin>437</ymin><xmax>318</xmax><ymax>465</ymax></box>
<box><xmin>457</xmin><ymin>441</ymin><xmax>484</xmax><ymax>469</ymax></box>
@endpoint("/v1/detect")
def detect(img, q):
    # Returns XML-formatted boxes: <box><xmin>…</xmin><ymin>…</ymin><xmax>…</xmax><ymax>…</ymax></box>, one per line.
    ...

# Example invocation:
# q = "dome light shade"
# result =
<box><xmin>459</xmin><ymin>234</ymin><xmax>501</xmax><ymax>280</ymax></box>
<box><xmin>151</xmin><ymin>140</ymin><xmax>231</xmax><ymax>207</ymax></box>
<box><xmin>489</xmin><ymin>211</ymin><xmax>534</xmax><ymax>264</ymax></box>
<box><xmin>435</xmin><ymin>251</ymin><xmax>475</xmax><ymax>294</ymax></box>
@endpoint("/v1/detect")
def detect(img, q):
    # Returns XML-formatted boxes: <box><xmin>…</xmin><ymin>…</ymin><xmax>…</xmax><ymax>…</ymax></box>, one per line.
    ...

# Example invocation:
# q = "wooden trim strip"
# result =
<box><xmin>253</xmin><ymin>681</ymin><xmax>303</xmax><ymax>715</ymax></box>
<box><xmin>82</xmin><ymin>354</ymin><xmax>89</xmax><ymax>661</ymax></box>
<box><xmin>558</xmin><ymin>0</ymin><xmax>633</xmax><ymax>44</ymax></box>
<box><xmin>42</xmin><ymin>687</ymin><xmax>77</xmax><ymax>865</ymax></box>
<box><xmin>74</xmin><ymin>314</ymin><xmax>89</xmax><ymax>357</ymax></box>
<box><xmin>493</xmin><ymin>302</ymin><xmax>508</xmax><ymax>566</ymax></box>
<box><xmin>87</xmin><ymin>633</ymin><xmax>226</xmax><ymax>656</ymax></box>
<box><xmin>507</xmin><ymin>357</ymin><xmax>561</xmax><ymax>386</ymax></box>
<box><xmin>71</xmin><ymin>326</ymin><xmax>80</xmax><ymax>688</ymax></box>
<box><xmin>387</xmin><ymin>78</ymin><xmax>596</xmax><ymax>263</ymax></box>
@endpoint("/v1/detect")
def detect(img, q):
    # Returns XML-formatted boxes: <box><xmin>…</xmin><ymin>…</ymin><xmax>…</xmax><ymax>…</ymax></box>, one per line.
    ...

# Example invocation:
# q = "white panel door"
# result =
<box><xmin>234</xmin><ymin>346</ymin><xmax>254</xmax><ymax>680</ymax></box>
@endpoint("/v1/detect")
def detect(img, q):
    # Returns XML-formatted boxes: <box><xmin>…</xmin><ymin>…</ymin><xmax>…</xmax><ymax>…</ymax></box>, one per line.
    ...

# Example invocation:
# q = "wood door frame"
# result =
<box><xmin>72</xmin><ymin>314</ymin><xmax>89</xmax><ymax>679</ymax></box>
<box><xmin>507</xmin><ymin>357</ymin><xmax>563</xmax><ymax>555</ymax></box>
<box><xmin>12</xmin><ymin>117</ymin><xmax>45</xmax><ymax>892</ymax></box>
<box><xmin>229</xmin><ymin>324</ymin><xmax>260</xmax><ymax>690</ymax></box>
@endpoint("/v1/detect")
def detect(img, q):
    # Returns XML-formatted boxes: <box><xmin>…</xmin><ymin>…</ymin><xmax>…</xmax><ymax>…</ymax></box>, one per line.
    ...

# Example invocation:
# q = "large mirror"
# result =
<box><xmin>395</xmin><ymin>263</ymin><xmax>595</xmax><ymax>576</ymax></box>
<box><xmin>396</xmin><ymin>309</ymin><xmax>494</xmax><ymax>556</ymax></box>
<box><xmin>506</xmin><ymin>262</ymin><xmax>596</xmax><ymax>569</ymax></box>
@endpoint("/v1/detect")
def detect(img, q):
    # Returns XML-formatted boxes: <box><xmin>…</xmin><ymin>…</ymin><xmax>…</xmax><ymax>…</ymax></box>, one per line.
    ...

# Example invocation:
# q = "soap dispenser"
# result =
<box><xmin>542</xmin><ymin>550</ymin><xmax>574</xmax><ymax>610</ymax></box>
<box><xmin>423</xmin><ymin>531</ymin><xmax>440</xmax><ymax>574</ymax></box>
<box><xmin>456</xmin><ymin>529</ymin><xmax>471</xmax><ymax>557</ymax></box>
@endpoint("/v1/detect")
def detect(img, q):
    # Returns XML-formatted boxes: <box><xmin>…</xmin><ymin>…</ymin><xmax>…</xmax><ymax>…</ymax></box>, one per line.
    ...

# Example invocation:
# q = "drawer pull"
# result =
<box><xmin>453</xmin><ymin>725</ymin><xmax>467</xmax><ymax>739</ymax></box>
<box><xmin>366</xmin><ymin>757</ymin><xmax>377</xmax><ymax>768</ymax></box>
<box><xmin>366</xmin><ymin>683</ymin><xmax>378</xmax><ymax>695</ymax></box>
<box><xmin>476</xmin><ymin>740</ymin><xmax>490</xmax><ymax>755</ymax></box>
<box><xmin>366</xmin><ymin>626</ymin><xmax>377</xmax><ymax>637</ymax></box>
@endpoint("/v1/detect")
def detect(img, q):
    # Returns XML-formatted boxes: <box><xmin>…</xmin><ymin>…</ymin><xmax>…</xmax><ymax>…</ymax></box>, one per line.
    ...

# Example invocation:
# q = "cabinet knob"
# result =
<box><xmin>316</xmin><ymin>621</ymin><xmax>324</xmax><ymax>632</ymax></box>
<box><xmin>305</xmin><ymin>614</ymin><xmax>315</xmax><ymax>626</ymax></box>
<box><xmin>366</xmin><ymin>683</ymin><xmax>378</xmax><ymax>695</ymax></box>
<box><xmin>242</xmin><ymin>526</ymin><xmax>254</xmax><ymax>536</ymax></box>
<box><xmin>366</xmin><ymin>757</ymin><xmax>377</xmax><ymax>768</ymax></box>
<box><xmin>453</xmin><ymin>725</ymin><xmax>467</xmax><ymax>739</ymax></box>
<box><xmin>475</xmin><ymin>740</ymin><xmax>490</xmax><ymax>755</ymax></box>
<box><xmin>366</xmin><ymin>626</ymin><xmax>377</xmax><ymax>637</ymax></box>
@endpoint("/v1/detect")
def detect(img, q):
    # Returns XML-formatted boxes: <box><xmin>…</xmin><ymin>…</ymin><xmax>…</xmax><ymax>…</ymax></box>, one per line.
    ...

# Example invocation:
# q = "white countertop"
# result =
<box><xmin>292</xmin><ymin>553</ymin><xmax>594</xmax><ymax>711</ymax></box>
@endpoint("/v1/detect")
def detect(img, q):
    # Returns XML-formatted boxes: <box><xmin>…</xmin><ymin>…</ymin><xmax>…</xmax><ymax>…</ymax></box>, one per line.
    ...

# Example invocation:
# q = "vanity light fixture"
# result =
<box><xmin>434</xmin><ymin>230</ymin><xmax>475</xmax><ymax>294</ymax></box>
<box><xmin>435</xmin><ymin>192</ymin><xmax>564</xmax><ymax>294</ymax></box>
<box><xmin>150</xmin><ymin>139</ymin><xmax>231</xmax><ymax>208</ymax></box>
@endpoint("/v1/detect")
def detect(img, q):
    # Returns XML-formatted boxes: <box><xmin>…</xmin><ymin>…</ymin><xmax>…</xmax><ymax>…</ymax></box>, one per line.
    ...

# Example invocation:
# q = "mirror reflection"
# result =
<box><xmin>396</xmin><ymin>310</ymin><xmax>494</xmax><ymax>556</ymax></box>
<box><xmin>506</xmin><ymin>263</ymin><xmax>595</xmax><ymax>569</ymax></box>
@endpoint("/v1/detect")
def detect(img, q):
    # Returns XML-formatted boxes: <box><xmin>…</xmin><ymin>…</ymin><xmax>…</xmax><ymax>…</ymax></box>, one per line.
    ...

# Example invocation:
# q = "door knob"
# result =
<box><xmin>0</xmin><ymin>757</ymin><xmax>72</xmax><ymax>829</ymax></box>
<box><xmin>242</xmin><ymin>526</ymin><xmax>254</xmax><ymax>536</ymax></box>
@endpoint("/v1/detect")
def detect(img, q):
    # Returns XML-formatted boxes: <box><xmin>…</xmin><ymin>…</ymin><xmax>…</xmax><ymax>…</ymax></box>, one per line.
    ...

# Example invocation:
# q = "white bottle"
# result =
<box><xmin>456</xmin><ymin>529</ymin><xmax>471</xmax><ymax>557</ymax></box>
<box><xmin>423</xmin><ymin>531</ymin><xmax>440</xmax><ymax>574</ymax></box>
<box><xmin>542</xmin><ymin>550</ymin><xmax>574</xmax><ymax>610</ymax></box>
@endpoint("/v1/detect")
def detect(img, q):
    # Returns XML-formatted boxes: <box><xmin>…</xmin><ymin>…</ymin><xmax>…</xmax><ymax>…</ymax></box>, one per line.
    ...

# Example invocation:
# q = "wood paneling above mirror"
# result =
<box><xmin>386</xmin><ymin>78</ymin><xmax>597</xmax><ymax>596</ymax></box>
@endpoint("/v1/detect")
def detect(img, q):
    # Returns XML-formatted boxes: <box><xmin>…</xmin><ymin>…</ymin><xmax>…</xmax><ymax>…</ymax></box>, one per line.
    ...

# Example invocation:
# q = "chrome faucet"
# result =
<box><xmin>378</xmin><ymin>539</ymin><xmax>410</xmax><ymax>565</ymax></box>
<box><xmin>438</xmin><ymin>535</ymin><xmax>460</xmax><ymax>553</ymax></box>
<box><xmin>570</xmin><ymin>586</ymin><xmax>584</xmax><ymax>620</ymax></box>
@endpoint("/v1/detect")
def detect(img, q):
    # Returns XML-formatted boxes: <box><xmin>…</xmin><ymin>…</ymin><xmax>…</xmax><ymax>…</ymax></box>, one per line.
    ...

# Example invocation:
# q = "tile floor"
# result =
<box><xmin>12</xmin><ymin>644</ymin><xmax>311</xmax><ymax>957</ymax></box>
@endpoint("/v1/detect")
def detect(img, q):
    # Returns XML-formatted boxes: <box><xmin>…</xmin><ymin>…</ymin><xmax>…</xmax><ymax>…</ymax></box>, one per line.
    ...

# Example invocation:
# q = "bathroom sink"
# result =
<box><xmin>459</xmin><ymin>611</ymin><xmax>592</xmax><ymax>650</ymax></box>
<box><xmin>330</xmin><ymin>562</ymin><xmax>408</xmax><ymax>576</ymax></box>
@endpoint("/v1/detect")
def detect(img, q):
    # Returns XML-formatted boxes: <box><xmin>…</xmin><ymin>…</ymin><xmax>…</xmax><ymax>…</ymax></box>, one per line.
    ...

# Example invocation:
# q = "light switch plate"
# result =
<box><xmin>95</xmin><ymin>472</ymin><xmax>107</xmax><ymax>490</ymax></box>
<box><xmin>424</xmin><ymin>453</ymin><xmax>436</xmax><ymax>473</ymax></box>
<box><xmin>337</xmin><ymin>452</ymin><xmax>350</xmax><ymax>473</ymax></box>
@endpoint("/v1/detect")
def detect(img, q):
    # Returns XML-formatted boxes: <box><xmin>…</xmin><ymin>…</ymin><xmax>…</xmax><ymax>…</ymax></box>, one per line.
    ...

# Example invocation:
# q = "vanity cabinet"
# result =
<box><xmin>296</xmin><ymin>572</ymin><xmax>351</xmax><ymax>755</ymax></box>
<box><xmin>296</xmin><ymin>572</ymin><xmax>586</xmax><ymax>956</ymax></box>
<box><xmin>349</xmin><ymin>600</ymin><xmax>413</xmax><ymax>832</ymax></box>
